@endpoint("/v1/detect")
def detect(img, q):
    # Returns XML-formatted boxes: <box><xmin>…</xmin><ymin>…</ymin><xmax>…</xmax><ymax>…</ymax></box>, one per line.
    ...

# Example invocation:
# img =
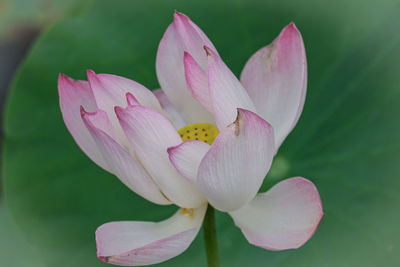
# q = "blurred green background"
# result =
<box><xmin>1</xmin><ymin>0</ymin><xmax>400</xmax><ymax>266</ymax></box>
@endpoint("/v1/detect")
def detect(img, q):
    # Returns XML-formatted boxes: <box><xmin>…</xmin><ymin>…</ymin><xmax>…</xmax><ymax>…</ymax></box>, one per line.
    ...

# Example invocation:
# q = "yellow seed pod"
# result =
<box><xmin>177</xmin><ymin>123</ymin><xmax>219</xmax><ymax>145</ymax></box>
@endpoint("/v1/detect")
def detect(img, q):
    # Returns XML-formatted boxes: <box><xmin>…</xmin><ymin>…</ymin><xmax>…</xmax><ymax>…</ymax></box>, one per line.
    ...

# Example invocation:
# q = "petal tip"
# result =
<box><xmin>236</xmin><ymin>107</ymin><xmax>245</xmax><ymax>114</ymax></box>
<box><xmin>279</xmin><ymin>22</ymin><xmax>302</xmax><ymax>41</ymax></box>
<box><xmin>114</xmin><ymin>105</ymin><xmax>124</xmax><ymax>118</ymax></box>
<box><xmin>203</xmin><ymin>45</ymin><xmax>212</xmax><ymax>56</ymax></box>
<box><xmin>86</xmin><ymin>70</ymin><xmax>99</xmax><ymax>85</ymax></box>
<box><xmin>183</xmin><ymin>51</ymin><xmax>195</xmax><ymax>65</ymax></box>
<box><xmin>234</xmin><ymin>108</ymin><xmax>273</xmax><ymax>135</ymax></box>
<box><xmin>288</xmin><ymin>21</ymin><xmax>297</xmax><ymax>29</ymax></box>
<box><xmin>166</xmin><ymin>145</ymin><xmax>176</xmax><ymax>156</ymax></box>
<box><xmin>230</xmin><ymin>109</ymin><xmax>244</xmax><ymax>136</ymax></box>
<box><xmin>79</xmin><ymin>105</ymin><xmax>86</xmax><ymax>116</ymax></box>
<box><xmin>98</xmin><ymin>255</ymin><xmax>110</xmax><ymax>263</ymax></box>
<box><xmin>284</xmin><ymin>22</ymin><xmax>299</xmax><ymax>32</ymax></box>
<box><xmin>58</xmin><ymin>72</ymin><xmax>67</xmax><ymax>81</ymax></box>
<box><xmin>58</xmin><ymin>73</ymin><xmax>74</xmax><ymax>87</ymax></box>
<box><xmin>86</xmin><ymin>69</ymin><xmax>96</xmax><ymax>77</ymax></box>
<box><xmin>80</xmin><ymin>106</ymin><xmax>100</xmax><ymax>126</ymax></box>
<box><xmin>126</xmin><ymin>92</ymin><xmax>140</xmax><ymax>106</ymax></box>
<box><xmin>173</xmin><ymin>10</ymin><xmax>188</xmax><ymax>23</ymax></box>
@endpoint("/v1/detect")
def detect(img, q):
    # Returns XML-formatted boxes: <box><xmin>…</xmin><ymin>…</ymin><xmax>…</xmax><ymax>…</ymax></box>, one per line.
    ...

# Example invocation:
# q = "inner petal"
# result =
<box><xmin>177</xmin><ymin>123</ymin><xmax>219</xmax><ymax>145</ymax></box>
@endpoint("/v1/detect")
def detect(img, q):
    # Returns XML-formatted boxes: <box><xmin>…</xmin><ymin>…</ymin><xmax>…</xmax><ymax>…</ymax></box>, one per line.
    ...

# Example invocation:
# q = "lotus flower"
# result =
<box><xmin>58</xmin><ymin>11</ymin><xmax>323</xmax><ymax>266</ymax></box>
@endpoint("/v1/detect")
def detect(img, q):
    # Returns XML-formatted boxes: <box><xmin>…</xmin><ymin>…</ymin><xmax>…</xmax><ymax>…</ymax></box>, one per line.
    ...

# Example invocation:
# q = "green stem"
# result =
<box><xmin>203</xmin><ymin>204</ymin><xmax>220</xmax><ymax>267</ymax></box>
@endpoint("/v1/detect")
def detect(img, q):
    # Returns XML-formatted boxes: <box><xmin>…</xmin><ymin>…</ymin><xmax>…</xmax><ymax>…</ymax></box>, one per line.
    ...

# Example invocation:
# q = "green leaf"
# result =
<box><xmin>3</xmin><ymin>0</ymin><xmax>400</xmax><ymax>266</ymax></box>
<box><xmin>0</xmin><ymin>204</ymin><xmax>44</xmax><ymax>267</ymax></box>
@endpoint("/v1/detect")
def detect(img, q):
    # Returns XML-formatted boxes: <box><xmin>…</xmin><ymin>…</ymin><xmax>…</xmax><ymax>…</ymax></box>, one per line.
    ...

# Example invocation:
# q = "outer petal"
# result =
<box><xmin>115</xmin><ymin>105</ymin><xmax>206</xmax><ymax>208</ymax></box>
<box><xmin>240</xmin><ymin>23</ymin><xmax>307</xmax><ymax>151</ymax></box>
<box><xmin>87</xmin><ymin>70</ymin><xmax>163</xmax><ymax>147</ymax></box>
<box><xmin>96</xmin><ymin>204</ymin><xmax>207</xmax><ymax>266</ymax></box>
<box><xmin>81</xmin><ymin>107</ymin><xmax>170</xmax><ymax>205</ymax></box>
<box><xmin>153</xmin><ymin>89</ymin><xmax>186</xmax><ymax>129</ymax></box>
<box><xmin>206</xmin><ymin>47</ymin><xmax>257</xmax><ymax>129</ymax></box>
<box><xmin>183</xmin><ymin>52</ymin><xmax>212</xmax><ymax>113</ymax></box>
<box><xmin>168</xmin><ymin>140</ymin><xmax>210</xmax><ymax>183</ymax></box>
<box><xmin>197</xmin><ymin>109</ymin><xmax>274</xmax><ymax>212</ymax></box>
<box><xmin>156</xmin><ymin>11</ymin><xmax>216</xmax><ymax>124</ymax></box>
<box><xmin>58</xmin><ymin>73</ymin><xmax>110</xmax><ymax>172</ymax></box>
<box><xmin>230</xmin><ymin>177</ymin><xmax>323</xmax><ymax>250</ymax></box>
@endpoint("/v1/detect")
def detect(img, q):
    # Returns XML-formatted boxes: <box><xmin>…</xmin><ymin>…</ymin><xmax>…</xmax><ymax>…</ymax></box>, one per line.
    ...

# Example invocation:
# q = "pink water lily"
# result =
<box><xmin>58</xmin><ymin>11</ymin><xmax>323</xmax><ymax>266</ymax></box>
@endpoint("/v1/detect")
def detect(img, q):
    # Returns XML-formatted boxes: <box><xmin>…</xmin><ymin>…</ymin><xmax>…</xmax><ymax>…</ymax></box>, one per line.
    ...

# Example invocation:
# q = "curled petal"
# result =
<box><xmin>230</xmin><ymin>177</ymin><xmax>323</xmax><ymax>250</ymax></box>
<box><xmin>58</xmin><ymin>73</ymin><xmax>110</xmax><ymax>172</ymax></box>
<box><xmin>115</xmin><ymin>105</ymin><xmax>206</xmax><ymax>208</ymax></box>
<box><xmin>81</xmin><ymin>108</ymin><xmax>170</xmax><ymax>205</ymax></box>
<box><xmin>168</xmin><ymin>140</ymin><xmax>210</xmax><ymax>183</ymax></box>
<box><xmin>156</xmin><ymin>11</ymin><xmax>216</xmax><ymax>124</ymax></box>
<box><xmin>205</xmin><ymin>46</ymin><xmax>257</xmax><ymax>129</ymax></box>
<box><xmin>96</xmin><ymin>204</ymin><xmax>207</xmax><ymax>266</ymax></box>
<box><xmin>240</xmin><ymin>23</ymin><xmax>307</xmax><ymax>151</ymax></box>
<box><xmin>197</xmin><ymin>109</ymin><xmax>274</xmax><ymax>212</ymax></box>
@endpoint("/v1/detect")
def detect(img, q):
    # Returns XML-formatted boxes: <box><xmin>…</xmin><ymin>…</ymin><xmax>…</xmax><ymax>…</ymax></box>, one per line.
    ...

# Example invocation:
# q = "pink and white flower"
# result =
<box><xmin>58</xmin><ymin>11</ymin><xmax>323</xmax><ymax>266</ymax></box>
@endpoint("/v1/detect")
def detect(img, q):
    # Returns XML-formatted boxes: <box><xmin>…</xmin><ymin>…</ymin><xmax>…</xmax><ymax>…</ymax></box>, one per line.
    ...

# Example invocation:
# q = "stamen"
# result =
<box><xmin>181</xmin><ymin>208</ymin><xmax>194</xmax><ymax>219</ymax></box>
<box><xmin>178</xmin><ymin>123</ymin><xmax>219</xmax><ymax>145</ymax></box>
<box><xmin>190</xmin><ymin>208</ymin><xmax>194</xmax><ymax>219</ymax></box>
<box><xmin>181</xmin><ymin>208</ymin><xmax>188</xmax><ymax>215</ymax></box>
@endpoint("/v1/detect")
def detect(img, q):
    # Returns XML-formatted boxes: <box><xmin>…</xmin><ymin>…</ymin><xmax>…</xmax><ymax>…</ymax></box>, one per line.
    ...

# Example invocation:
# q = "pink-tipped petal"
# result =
<box><xmin>153</xmin><ymin>89</ymin><xmax>186</xmax><ymax>129</ymax></box>
<box><xmin>168</xmin><ymin>140</ymin><xmax>211</xmax><ymax>183</ymax></box>
<box><xmin>87</xmin><ymin>71</ymin><xmax>163</xmax><ymax>148</ymax></box>
<box><xmin>206</xmin><ymin>47</ymin><xmax>257</xmax><ymax>129</ymax></box>
<box><xmin>115</xmin><ymin>105</ymin><xmax>206</xmax><ymax>208</ymax></box>
<box><xmin>240</xmin><ymin>23</ymin><xmax>307</xmax><ymax>151</ymax></box>
<box><xmin>156</xmin><ymin>11</ymin><xmax>216</xmax><ymax>124</ymax></box>
<box><xmin>81</xmin><ymin>108</ymin><xmax>170</xmax><ymax>205</ymax></box>
<box><xmin>197</xmin><ymin>109</ymin><xmax>274</xmax><ymax>212</ymax></box>
<box><xmin>58</xmin><ymin>73</ymin><xmax>110</xmax><ymax>172</ymax></box>
<box><xmin>87</xmin><ymin>71</ymin><xmax>162</xmax><ymax>113</ymax></box>
<box><xmin>184</xmin><ymin>52</ymin><xmax>212</xmax><ymax>113</ymax></box>
<box><xmin>96</xmin><ymin>204</ymin><xmax>207</xmax><ymax>266</ymax></box>
<box><xmin>173</xmin><ymin>11</ymin><xmax>217</xmax><ymax>66</ymax></box>
<box><xmin>229</xmin><ymin>177</ymin><xmax>323</xmax><ymax>250</ymax></box>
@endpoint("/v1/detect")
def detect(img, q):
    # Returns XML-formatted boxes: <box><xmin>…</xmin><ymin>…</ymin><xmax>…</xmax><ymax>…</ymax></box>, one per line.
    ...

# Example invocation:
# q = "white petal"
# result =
<box><xmin>205</xmin><ymin>47</ymin><xmax>257</xmax><ymax>129</ymax></box>
<box><xmin>230</xmin><ymin>177</ymin><xmax>323</xmax><ymax>250</ymax></box>
<box><xmin>240</xmin><ymin>23</ymin><xmax>307</xmax><ymax>151</ymax></box>
<box><xmin>115</xmin><ymin>105</ymin><xmax>206</xmax><ymax>208</ymax></box>
<box><xmin>81</xmin><ymin>107</ymin><xmax>170</xmax><ymax>205</ymax></box>
<box><xmin>58</xmin><ymin>73</ymin><xmax>110</xmax><ymax>172</ymax></box>
<box><xmin>197</xmin><ymin>109</ymin><xmax>274</xmax><ymax>212</ymax></box>
<box><xmin>96</xmin><ymin>204</ymin><xmax>207</xmax><ymax>266</ymax></box>
<box><xmin>156</xmin><ymin>11</ymin><xmax>216</xmax><ymax>124</ymax></box>
<box><xmin>168</xmin><ymin>140</ymin><xmax>211</xmax><ymax>182</ymax></box>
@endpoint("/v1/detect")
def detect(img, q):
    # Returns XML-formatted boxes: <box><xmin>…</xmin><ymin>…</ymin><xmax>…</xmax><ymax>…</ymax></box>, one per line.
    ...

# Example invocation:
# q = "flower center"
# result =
<box><xmin>177</xmin><ymin>123</ymin><xmax>219</xmax><ymax>145</ymax></box>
